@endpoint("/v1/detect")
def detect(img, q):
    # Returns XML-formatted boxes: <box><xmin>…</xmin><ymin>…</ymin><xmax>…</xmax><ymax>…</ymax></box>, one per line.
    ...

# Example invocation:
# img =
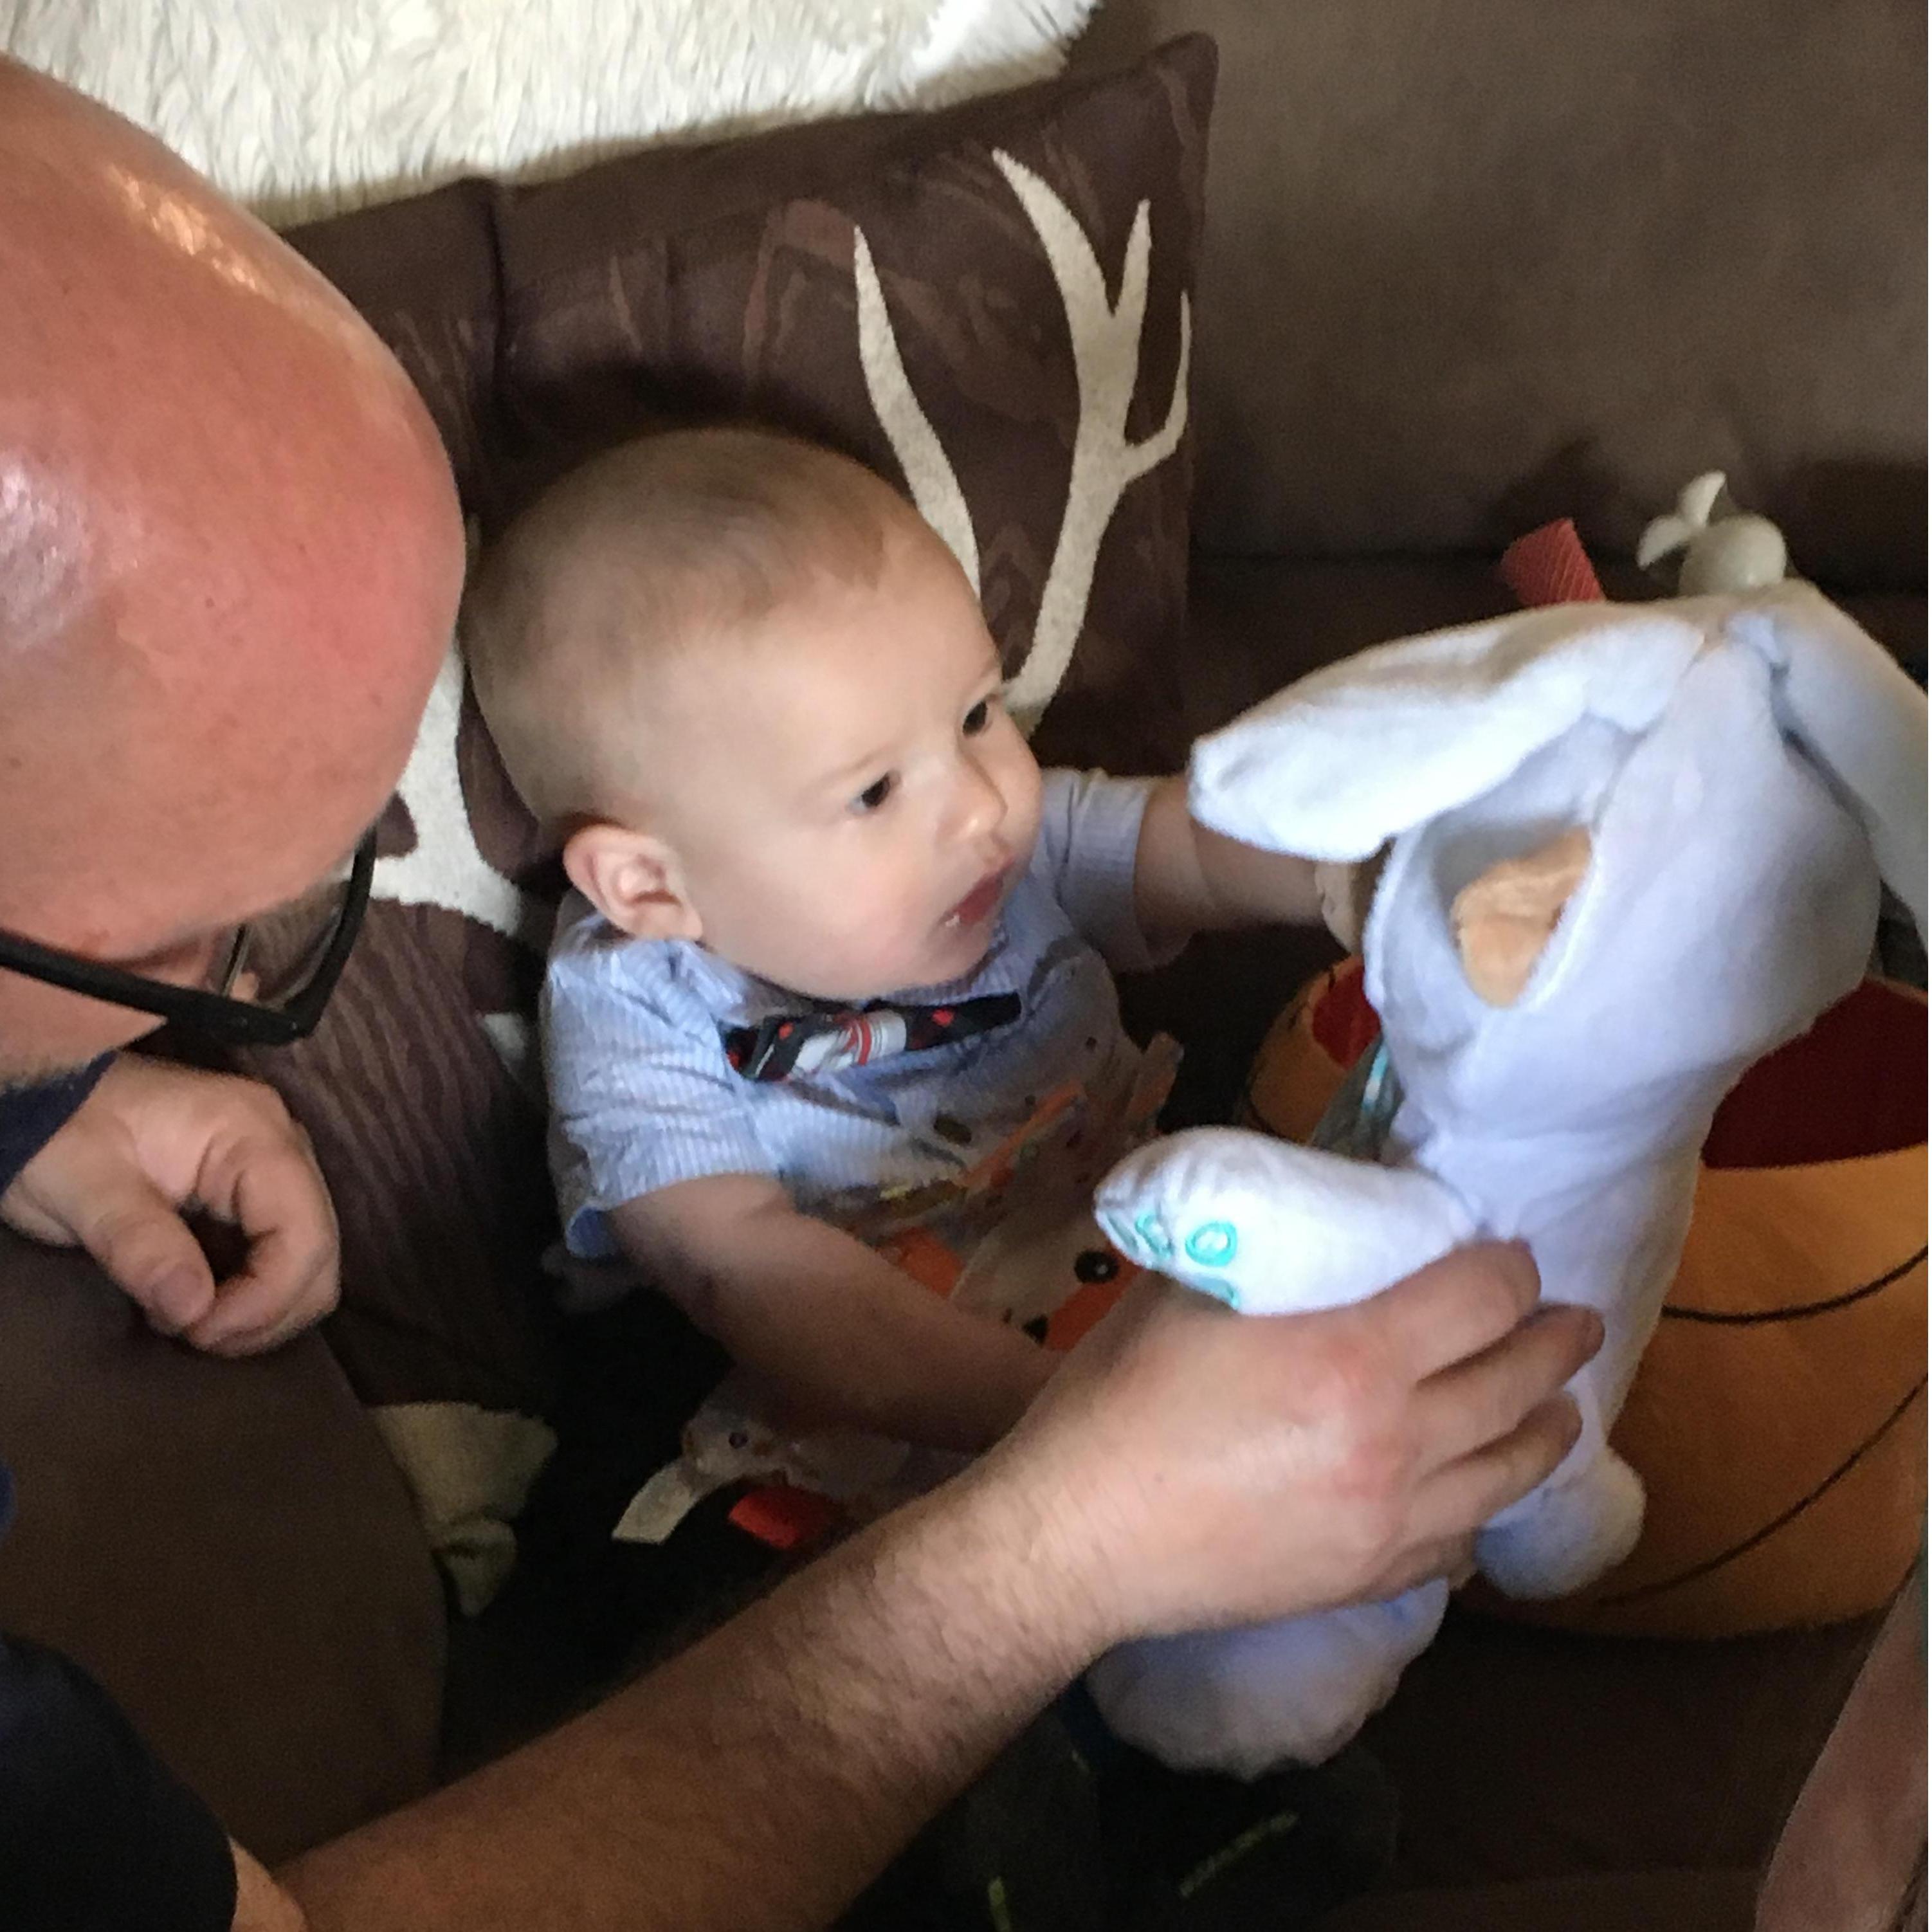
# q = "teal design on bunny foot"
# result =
<box><xmin>1094</xmin><ymin>1127</ymin><xmax>1482</xmax><ymax>1319</ymax></box>
<box><xmin>1186</xmin><ymin>1268</ymin><xmax>1241</xmax><ymax>1309</ymax></box>
<box><xmin>1098</xmin><ymin>1200</ymin><xmax>1245</xmax><ymax>1307</ymax></box>
<box><xmin>1184</xmin><ymin>1219</ymin><xmax>1239</xmax><ymax>1267</ymax></box>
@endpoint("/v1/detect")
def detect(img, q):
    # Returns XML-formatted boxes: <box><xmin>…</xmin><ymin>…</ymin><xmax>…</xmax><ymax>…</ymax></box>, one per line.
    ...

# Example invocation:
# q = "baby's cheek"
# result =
<box><xmin>1004</xmin><ymin>735</ymin><xmax>1044</xmax><ymax>815</ymax></box>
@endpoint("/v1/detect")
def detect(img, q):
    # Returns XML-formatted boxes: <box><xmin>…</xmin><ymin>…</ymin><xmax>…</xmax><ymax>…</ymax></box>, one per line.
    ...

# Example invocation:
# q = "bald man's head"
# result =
<box><xmin>0</xmin><ymin>61</ymin><xmax>464</xmax><ymax>1077</ymax></box>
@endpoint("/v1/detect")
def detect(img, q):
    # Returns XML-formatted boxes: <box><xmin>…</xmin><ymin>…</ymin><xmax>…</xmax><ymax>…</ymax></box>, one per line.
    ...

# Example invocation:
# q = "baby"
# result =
<box><xmin>466</xmin><ymin>426</ymin><xmax>1327</xmax><ymax>1459</ymax></box>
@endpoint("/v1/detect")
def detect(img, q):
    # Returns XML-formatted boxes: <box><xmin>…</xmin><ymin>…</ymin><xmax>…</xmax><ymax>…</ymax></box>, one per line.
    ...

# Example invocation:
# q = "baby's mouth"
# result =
<box><xmin>942</xmin><ymin>864</ymin><xmax>1010</xmax><ymax>932</ymax></box>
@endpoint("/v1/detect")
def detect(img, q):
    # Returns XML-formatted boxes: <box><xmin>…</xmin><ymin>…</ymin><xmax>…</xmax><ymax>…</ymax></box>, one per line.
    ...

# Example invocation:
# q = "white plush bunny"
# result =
<box><xmin>1086</xmin><ymin>581</ymin><xmax>1927</xmax><ymax>1776</ymax></box>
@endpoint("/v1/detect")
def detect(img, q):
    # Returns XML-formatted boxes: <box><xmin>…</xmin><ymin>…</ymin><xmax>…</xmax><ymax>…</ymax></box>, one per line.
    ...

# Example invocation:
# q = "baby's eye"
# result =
<box><xmin>962</xmin><ymin>697</ymin><xmax>994</xmax><ymax>736</ymax></box>
<box><xmin>852</xmin><ymin>773</ymin><xmax>897</xmax><ymax>814</ymax></box>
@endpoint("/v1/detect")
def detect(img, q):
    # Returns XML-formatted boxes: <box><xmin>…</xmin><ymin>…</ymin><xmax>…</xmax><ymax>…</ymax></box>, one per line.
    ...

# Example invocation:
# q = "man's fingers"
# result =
<box><xmin>1367</xmin><ymin>1241</ymin><xmax>1543</xmax><ymax>1378</ymax></box>
<box><xmin>184</xmin><ymin>1248</ymin><xmax>335</xmax><ymax>1355</ymax></box>
<box><xmin>231</xmin><ymin>1837</ymin><xmax>309</xmax><ymax>1932</ymax></box>
<box><xmin>183</xmin><ymin>1217</ymin><xmax>334</xmax><ymax>1353</ymax></box>
<box><xmin>1414</xmin><ymin>1302</ymin><xmax>1602</xmax><ymax>1464</ymax></box>
<box><xmin>1414</xmin><ymin>1394</ymin><xmax>1583</xmax><ymax>1538</ymax></box>
<box><xmin>184</xmin><ymin>1135</ymin><xmax>339</xmax><ymax>1354</ymax></box>
<box><xmin>51</xmin><ymin>1154</ymin><xmax>217</xmax><ymax>1333</ymax></box>
<box><xmin>3</xmin><ymin>1059</ymin><xmax>340</xmax><ymax>1355</ymax></box>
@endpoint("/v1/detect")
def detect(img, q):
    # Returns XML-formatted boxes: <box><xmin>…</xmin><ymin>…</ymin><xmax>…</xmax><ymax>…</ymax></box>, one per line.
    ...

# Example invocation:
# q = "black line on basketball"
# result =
<box><xmin>1595</xmin><ymin>1377</ymin><xmax>1927</xmax><ymax>1609</ymax></box>
<box><xmin>1661</xmin><ymin>1247</ymin><xmax>1927</xmax><ymax>1327</ymax></box>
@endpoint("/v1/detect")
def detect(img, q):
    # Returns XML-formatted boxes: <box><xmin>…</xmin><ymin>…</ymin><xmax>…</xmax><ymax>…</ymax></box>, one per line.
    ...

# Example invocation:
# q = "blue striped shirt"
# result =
<box><xmin>545</xmin><ymin>768</ymin><xmax>1167</xmax><ymax>1259</ymax></box>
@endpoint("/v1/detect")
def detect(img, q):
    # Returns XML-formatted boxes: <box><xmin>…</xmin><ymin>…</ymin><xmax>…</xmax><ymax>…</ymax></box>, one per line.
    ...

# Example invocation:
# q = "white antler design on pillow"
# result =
<box><xmin>373</xmin><ymin>644</ymin><xmax>548</xmax><ymax>947</ymax></box>
<box><xmin>991</xmin><ymin>151</ymin><xmax>1189</xmax><ymax>730</ymax></box>
<box><xmin>852</xmin><ymin>147</ymin><xmax>1189</xmax><ymax>734</ymax></box>
<box><xmin>852</xmin><ymin>228</ymin><xmax>982</xmax><ymax>593</ymax></box>
<box><xmin>372</xmin><ymin>642</ymin><xmax>551</xmax><ymax>1083</ymax></box>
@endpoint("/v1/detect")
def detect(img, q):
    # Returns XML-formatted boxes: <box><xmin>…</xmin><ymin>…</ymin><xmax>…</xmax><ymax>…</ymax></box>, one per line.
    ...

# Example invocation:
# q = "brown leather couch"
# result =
<box><xmin>0</xmin><ymin>1</ymin><xmax>1920</xmax><ymax>1923</ymax></box>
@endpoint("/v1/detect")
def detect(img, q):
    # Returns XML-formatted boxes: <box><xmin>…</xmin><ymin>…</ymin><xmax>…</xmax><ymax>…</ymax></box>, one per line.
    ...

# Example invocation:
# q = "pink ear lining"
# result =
<box><xmin>1451</xmin><ymin>826</ymin><xmax>1594</xmax><ymax>1006</ymax></box>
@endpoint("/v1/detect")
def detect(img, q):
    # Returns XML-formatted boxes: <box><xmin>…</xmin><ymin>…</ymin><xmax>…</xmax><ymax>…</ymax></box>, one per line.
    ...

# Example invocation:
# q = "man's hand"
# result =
<box><xmin>1</xmin><ymin>1057</ymin><xmax>338</xmax><ymax>1354</ymax></box>
<box><xmin>985</xmin><ymin>1242</ymin><xmax>1598</xmax><ymax>1647</ymax></box>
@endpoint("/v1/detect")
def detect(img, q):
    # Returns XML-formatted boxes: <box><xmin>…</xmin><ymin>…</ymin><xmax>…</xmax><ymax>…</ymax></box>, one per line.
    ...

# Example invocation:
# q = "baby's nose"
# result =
<box><xmin>951</xmin><ymin>757</ymin><xmax>1007</xmax><ymax>841</ymax></box>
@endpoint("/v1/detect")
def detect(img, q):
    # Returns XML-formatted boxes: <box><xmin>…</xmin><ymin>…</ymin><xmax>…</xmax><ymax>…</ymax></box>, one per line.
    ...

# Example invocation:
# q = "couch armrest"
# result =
<box><xmin>0</xmin><ymin>1231</ymin><xmax>446</xmax><ymax>1860</ymax></box>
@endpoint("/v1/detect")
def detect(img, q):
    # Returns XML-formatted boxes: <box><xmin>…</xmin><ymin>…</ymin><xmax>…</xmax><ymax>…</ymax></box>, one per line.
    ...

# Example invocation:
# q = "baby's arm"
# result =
<box><xmin>610</xmin><ymin>1174</ymin><xmax>1056</xmax><ymax>1453</ymax></box>
<box><xmin>1131</xmin><ymin>774</ymin><xmax>1326</xmax><ymax>951</ymax></box>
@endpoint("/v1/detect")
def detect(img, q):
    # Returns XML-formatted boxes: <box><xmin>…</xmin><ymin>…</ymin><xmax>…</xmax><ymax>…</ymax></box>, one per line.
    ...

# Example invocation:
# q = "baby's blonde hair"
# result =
<box><xmin>466</xmin><ymin>426</ymin><xmax>905</xmax><ymax>830</ymax></box>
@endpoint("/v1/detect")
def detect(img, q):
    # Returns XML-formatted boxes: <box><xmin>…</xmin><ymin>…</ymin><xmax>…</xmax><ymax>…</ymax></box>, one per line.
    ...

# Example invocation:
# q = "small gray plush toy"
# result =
<box><xmin>1637</xmin><ymin>470</ymin><xmax>1788</xmax><ymax>594</ymax></box>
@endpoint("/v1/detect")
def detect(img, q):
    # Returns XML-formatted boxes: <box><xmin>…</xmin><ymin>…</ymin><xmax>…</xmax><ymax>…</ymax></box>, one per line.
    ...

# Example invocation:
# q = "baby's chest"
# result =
<box><xmin>751</xmin><ymin>954</ymin><xmax>1132</xmax><ymax>1198</ymax></box>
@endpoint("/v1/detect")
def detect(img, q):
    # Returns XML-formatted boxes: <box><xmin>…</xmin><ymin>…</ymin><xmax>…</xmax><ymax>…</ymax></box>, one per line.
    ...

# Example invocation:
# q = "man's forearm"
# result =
<box><xmin>282</xmin><ymin>1465</ymin><xmax>1097</xmax><ymax>1932</ymax></box>
<box><xmin>284</xmin><ymin>1248</ymin><xmax>1598</xmax><ymax>1931</ymax></box>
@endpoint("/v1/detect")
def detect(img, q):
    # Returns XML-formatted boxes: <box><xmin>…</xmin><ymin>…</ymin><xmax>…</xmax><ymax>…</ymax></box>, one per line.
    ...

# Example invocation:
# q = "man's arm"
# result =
<box><xmin>612</xmin><ymin>1176</ymin><xmax>1055</xmax><ymax>1451</ymax></box>
<box><xmin>1131</xmin><ymin>774</ymin><xmax>1328</xmax><ymax>950</ymax></box>
<box><xmin>282</xmin><ymin>1245</ymin><xmax>1598</xmax><ymax>1932</ymax></box>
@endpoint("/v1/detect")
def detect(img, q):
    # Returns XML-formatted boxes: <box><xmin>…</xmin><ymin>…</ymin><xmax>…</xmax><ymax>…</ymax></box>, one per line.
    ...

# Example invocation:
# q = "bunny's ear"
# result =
<box><xmin>1187</xmin><ymin>603</ymin><xmax>1708</xmax><ymax>861</ymax></box>
<box><xmin>1729</xmin><ymin>583</ymin><xmax>1928</xmax><ymax>943</ymax></box>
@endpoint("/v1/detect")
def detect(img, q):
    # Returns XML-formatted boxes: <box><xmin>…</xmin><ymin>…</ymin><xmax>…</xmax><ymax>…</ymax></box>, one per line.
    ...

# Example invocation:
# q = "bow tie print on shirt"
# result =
<box><xmin>720</xmin><ymin>993</ymin><xmax>1022</xmax><ymax>1082</ymax></box>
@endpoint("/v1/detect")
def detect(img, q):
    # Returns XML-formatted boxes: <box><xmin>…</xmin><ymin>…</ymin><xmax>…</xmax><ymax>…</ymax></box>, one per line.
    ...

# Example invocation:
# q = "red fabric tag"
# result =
<box><xmin>728</xmin><ymin>1483</ymin><xmax>842</xmax><ymax>1551</ymax></box>
<box><xmin>1500</xmin><ymin>519</ymin><xmax>1606</xmax><ymax>606</ymax></box>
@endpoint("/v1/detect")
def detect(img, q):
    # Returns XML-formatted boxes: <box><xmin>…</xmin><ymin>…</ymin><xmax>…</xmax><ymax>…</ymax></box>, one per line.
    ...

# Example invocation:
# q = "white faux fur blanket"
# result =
<box><xmin>3</xmin><ymin>0</ymin><xmax>1096</xmax><ymax>225</ymax></box>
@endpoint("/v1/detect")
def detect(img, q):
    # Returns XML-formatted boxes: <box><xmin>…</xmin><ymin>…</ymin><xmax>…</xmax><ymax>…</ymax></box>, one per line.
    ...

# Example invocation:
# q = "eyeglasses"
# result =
<box><xmin>0</xmin><ymin>832</ymin><xmax>377</xmax><ymax>1048</ymax></box>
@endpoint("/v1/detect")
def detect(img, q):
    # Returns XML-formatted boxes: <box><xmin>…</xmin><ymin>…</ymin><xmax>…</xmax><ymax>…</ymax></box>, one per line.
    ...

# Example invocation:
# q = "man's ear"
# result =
<box><xmin>563</xmin><ymin>823</ymin><xmax>704</xmax><ymax>942</ymax></box>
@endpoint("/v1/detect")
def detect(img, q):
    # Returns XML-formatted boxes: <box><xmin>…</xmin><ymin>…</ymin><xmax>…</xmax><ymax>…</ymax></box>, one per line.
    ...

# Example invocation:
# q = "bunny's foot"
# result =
<box><xmin>1096</xmin><ymin>1130</ymin><xmax>1477</xmax><ymax>1317</ymax></box>
<box><xmin>1476</xmin><ymin>1448</ymin><xmax>1645</xmax><ymax>1598</ymax></box>
<box><xmin>1086</xmin><ymin>1583</ymin><xmax>1450</xmax><ymax>1778</ymax></box>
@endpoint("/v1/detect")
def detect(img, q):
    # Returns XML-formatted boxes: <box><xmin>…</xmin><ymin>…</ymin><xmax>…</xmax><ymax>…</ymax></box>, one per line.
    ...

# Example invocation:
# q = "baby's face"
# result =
<box><xmin>649</xmin><ymin>520</ymin><xmax>1043</xmax><ymax>1001</ymax></box>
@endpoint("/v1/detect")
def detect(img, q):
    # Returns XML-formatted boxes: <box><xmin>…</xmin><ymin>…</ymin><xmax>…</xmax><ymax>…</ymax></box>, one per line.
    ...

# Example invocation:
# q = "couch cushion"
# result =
<box><xmin>287</xmin><ymin>179</ymin><xmax>504</xmax><ymax>511</ymax></box>
<box><xmin>1172</xmin><ymin>554</ymin><xmax>1927</xmax><ymax>736</ymax></box>
<box><xmin>1072</xmin><ymin>0</ymin><xmax>1926</xmax><ymax>586</ymax></box>
<box><xmin>1358</xmin><ymin>1603</ymin><xmax>1879</xmax><ymax>1894</ymax></box>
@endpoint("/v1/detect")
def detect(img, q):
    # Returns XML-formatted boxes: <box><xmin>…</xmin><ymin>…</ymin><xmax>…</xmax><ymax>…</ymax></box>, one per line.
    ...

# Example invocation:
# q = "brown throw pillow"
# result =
<box><xmin>263</xmin><ymin>36</ymin><xmax>1216</xmax><ymax>1607</ymax></box>
<box><xmin>288</xmin><ymin>178</ymin><xmax>504</xmax><ymax>512</ymax></box>
<box><xmin>489</xmin><ymin>32</ymin><xmax>1214</xmax><ymax>776</ymax></box>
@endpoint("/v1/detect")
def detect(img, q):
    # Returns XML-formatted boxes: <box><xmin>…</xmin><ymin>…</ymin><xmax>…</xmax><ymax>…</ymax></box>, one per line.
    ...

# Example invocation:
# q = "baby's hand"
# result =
<box><xmin>1314</xmin><ymin>855</ymin><xmax>1381</xmax><ymax>951</ymax></box>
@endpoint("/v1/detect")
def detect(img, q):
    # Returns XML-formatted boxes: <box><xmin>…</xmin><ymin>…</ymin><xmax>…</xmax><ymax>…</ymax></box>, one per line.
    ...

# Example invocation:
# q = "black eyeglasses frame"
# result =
<box><xmin>0</xmin><ymin>832</ymin><xmax>377</xmax><ymax>1048</ymax></box>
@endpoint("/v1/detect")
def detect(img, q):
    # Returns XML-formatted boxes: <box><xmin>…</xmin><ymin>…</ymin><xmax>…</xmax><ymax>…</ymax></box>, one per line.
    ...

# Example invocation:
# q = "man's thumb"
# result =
<box><xmin>62</xmin><ymin>1168</ymin><xmax>216</xmax><ymax>1333</ymax></box>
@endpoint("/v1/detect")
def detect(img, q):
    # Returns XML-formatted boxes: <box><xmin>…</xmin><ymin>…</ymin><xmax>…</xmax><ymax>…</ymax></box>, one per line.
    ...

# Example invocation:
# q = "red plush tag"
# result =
<box><xmin>1500</xmin><ymin>519</ymin><xmax>1606</xmax><ymax>606</ymax></box>
<box><xmin>729</xmin><ymin>1483</ymin><xmax>842</xmax><ymax>1551</ymax></box>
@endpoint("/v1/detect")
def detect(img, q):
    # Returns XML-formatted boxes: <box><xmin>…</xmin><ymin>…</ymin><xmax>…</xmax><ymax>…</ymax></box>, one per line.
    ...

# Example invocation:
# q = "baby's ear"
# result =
<box><xmin>564</xmin><ymin>823</ymin><xmax>704</xmax><ymax>942</ymax></box>
<box><xmin>1452</xmin><ymin>826</ymin><xmax>1592</xmax><ymax>1007</ymax></box>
